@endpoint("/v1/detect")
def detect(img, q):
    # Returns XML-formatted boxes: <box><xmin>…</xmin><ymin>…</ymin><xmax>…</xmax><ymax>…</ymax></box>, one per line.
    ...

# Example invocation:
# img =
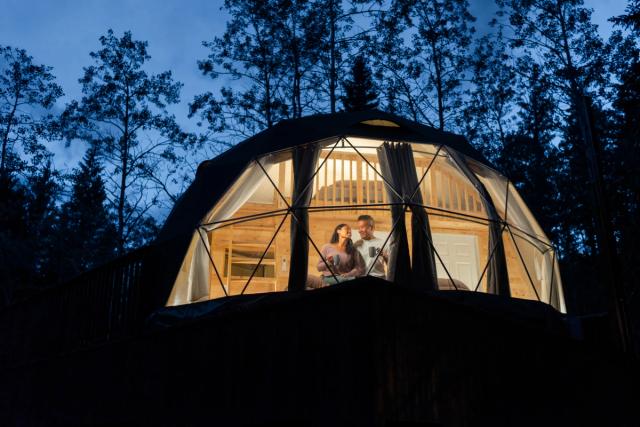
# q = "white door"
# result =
<box><xmin>432</xmin><ymin>233</ymin><xmax>480</xmax><ymax>291</ymax></box>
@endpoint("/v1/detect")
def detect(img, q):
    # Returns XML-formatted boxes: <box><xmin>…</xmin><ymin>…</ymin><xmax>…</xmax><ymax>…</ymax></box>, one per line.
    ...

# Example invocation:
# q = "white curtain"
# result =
<box><xmin>166</xmin><ymin>229</ymin><xmax>211</xmax><ymax>306</ymax></box>
<box><xmin>202</xmin><ymin>155</ymin><xmax>277</xmax><ymax>232</ymax></box>
<box><xmin>166</xmin><ymin>156</ymin><xmax>277</xmax><ymax>306</ymax></box>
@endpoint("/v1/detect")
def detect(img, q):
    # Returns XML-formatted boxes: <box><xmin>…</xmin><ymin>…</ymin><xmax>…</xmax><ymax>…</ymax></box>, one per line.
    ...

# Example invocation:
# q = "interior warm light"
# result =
<box><xmin>167</xmin><ymin>136</ymin><xmax>565</xmax><ymax>313</ymax></box>
<box><xmin>360</xmin><ymin>119</ymin><xmax>400</xmax><ymax>127</ymax></box>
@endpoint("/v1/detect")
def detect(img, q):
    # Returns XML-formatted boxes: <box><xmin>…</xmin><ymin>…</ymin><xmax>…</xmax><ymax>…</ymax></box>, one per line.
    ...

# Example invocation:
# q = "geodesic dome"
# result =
<box><xmin>158</xmin><ymin>110</ymin><xmax>565</xmax><ymax>312</ymax></box>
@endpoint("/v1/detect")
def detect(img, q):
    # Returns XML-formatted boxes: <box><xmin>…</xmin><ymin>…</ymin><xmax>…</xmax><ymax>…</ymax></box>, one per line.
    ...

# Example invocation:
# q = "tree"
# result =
<box><xmin>62</xmin><ymin>30</ymin><xmax>191</xmax><ymax>254</ymax></box>
<box><xmin>24</xmin><ymin>160</ymin><xmax>61</xmax><ymax>285</ymax></box>
<box><xmin>375</xmin><ymin>0</ymin><xmax>475</xmax><ymax>130</ymax></box>
<box><xmin>496</xmin><ymin>0</ymin><xmax>631</xmax><ymax>350</ymax></box>
<box><xmin>316</xmin><ymin>0</ymin><xmax>383</xmax><ymax>113</ymax></box>
<box><xmin>191</xmin><ymin>0</ymin><xmax>289</xmax><ymax>141</ymax></box>
<box><xmin>607</xmin><ymin>9</ymin><xmax>640</xmax><ymax>347</ymax></box>
<box><xmin>341</xmin><ymin>55</ymin><xmax>379</xmax><ymax>111</ymax></box>
<box><xmin>49</xmin><ymin>147</ymin><xmax>117</xmax><ymax>283</ymax></box>
<box><xmin>0</xmin><ymin>159</ymin><xmax>61</xmax><ymax>297</ymax></box>
<box><xmin>0</xmin><ymin>47</ymin><xmax>62</xmax><ymax>302</ymax></box>
<box><xmin>276</xmin><ymin>0</ymin><xmax>326</xmax><ymax>118</ymax></box>
<box><xmin>0</xmin><ymin>173</ymin><xmax>29</xmax><ymax>305</ymax></box>
<box><xmin>610</xmin><ymin>0</ymin><xmax>640</xmax><ymax>35</ymax></box>
<box><xmin>0</xmin><ymin>46</ymin><xmax>63</xmax><ymax>181</ymax></box>
<box><xmin>497</xmin><ymin>63</ymin><xmax>561</xmax><ymax>244</ymax></box>
<box><xmin>460</xmin><ymin>34</ymin><xmax>517</xmax><ymax>160</ymax></box>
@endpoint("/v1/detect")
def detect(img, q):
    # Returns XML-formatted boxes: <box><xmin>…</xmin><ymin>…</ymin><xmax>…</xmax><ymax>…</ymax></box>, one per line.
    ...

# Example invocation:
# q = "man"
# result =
<box><xmin>353</xmin><ymin>214</ymin><xmax>388</xmax><ymax>278</ymax></box>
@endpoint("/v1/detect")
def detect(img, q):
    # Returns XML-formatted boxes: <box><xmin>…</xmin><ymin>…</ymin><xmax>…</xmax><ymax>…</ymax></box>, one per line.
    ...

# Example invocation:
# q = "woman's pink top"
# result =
<box><xmin>317</xmin><ymin>243</ymin><xmax>365</xmax><ymax>277</ymax></box>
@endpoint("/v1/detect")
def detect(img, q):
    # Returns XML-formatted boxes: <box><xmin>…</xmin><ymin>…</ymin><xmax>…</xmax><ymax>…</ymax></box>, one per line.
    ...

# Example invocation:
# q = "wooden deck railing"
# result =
<box><xmin>0</xmin><ymin>243</ymin><xmax>159</xmax><ymax>367</ymax></box>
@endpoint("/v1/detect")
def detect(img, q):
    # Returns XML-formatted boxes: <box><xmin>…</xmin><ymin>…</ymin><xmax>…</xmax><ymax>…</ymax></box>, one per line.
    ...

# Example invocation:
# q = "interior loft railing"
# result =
<box><xmin>309</xmin><ymin>153</ymin><xmax>484</xmax><ymax>216</ymax></box>
<box><xmin>0</xmin><ymin>243</ymin><xmax>158</xmax><ymax>367</ymax></box>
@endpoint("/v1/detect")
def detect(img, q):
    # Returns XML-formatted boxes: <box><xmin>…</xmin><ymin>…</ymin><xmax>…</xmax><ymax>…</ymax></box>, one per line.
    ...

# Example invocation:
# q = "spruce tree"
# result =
<box><xmin>50</xmin><ymin>147</ymin><xmax>117</xmax><ymax>283</ymax></box>
<box><xmin>341</xmin><ymin>55</ymin><xmax>379</xmax><ymax>111</ymax></box>
<box><xmin>461</xmin><ymin>34</ymin><xmax>516</xmax><ymax>161</ymax></box>
<box><xmin>608</xmin><ymin>9</ymin><xmax>640</xmax><ymax>345</ymax></box>
<box><xmin>0</xmin><ymin>174</ymin><xmax>29</xmax><ymax>305</ymax></box>
<box><xmin>23</xmin><ymin>160</ymin><xmax>61</xmax><ymax>289</ymax></box>
<box><xmin>496</xmin><ymin>0</ymin><xmax>631</xmax><ymax>350</ymax></box>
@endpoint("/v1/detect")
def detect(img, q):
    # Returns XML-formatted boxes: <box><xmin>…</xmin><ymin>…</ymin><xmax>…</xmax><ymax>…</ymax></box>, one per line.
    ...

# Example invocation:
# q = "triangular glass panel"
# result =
<box><xmin>504</xmin><ymin>224</ymin><xmax>559</xmax><ymax>305</ymax></box>
<box><xmin>501</xmin><ymin>225</ymin><xmax>555</xmax><ymax>303</ymax></box>
<box><xmin>414</xmin><ymin>148</ymin><xmax>491</xmax><ymax>221</ymax></box>
<box><xmin>205</xmin><ymin>213</ymin><xmax>290</xmax><ymax>296</ymax></box>
<box><xmin>466</xmin><ymin>157</ymin><xmax>549</xmax><ymax>243</ymax></box>
<box><xmin>422</xmin><ymin>207</ymin><xmax>492</xmax><ymax>292</ymax></box>
<box><xmin>305</xmin><ymin>206</ymin><xmax>394</xmax><ymax>287</ymax></box>
<box><xmin>199</xmin><ymin>151</ymin><xmax>292</xmax><ymax>230</ymax></box>
<box><xmin>309</xmin><ymin>138</ymin><xmax>398</xmax><ymax>210</ymax></box>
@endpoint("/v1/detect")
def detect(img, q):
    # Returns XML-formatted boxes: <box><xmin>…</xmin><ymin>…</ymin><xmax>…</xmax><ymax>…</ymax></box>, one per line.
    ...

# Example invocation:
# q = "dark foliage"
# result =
<box><xmin>62</xmin><ymin>30</ymin><xmax>190</xmax><ymax>254</ymax></box>
<box><xmin>47</xmin><ymin>147</ymin><xmax>117</xmax><ymax>283</ymax></box>
<box><xmin>341</xmin><ymin>55</ymin><xmax>379</xmax><ymax>111</ymax></box>
<box><xmin>0</xmin><ymin>1</ymin><xmax>639</xmax><ymax>351</ymax></box>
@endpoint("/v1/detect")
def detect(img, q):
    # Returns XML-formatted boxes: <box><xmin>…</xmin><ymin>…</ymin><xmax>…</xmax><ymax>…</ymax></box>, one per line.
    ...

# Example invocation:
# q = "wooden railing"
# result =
<box><xmin>309</xmin><ymin>153</ymin><xmax>485</xmax><ymax>216</ymax></box>
<box><xmin>0</xmin><ymin>243</ymin><xmax>158</xmax><ymax>367</ymax></box>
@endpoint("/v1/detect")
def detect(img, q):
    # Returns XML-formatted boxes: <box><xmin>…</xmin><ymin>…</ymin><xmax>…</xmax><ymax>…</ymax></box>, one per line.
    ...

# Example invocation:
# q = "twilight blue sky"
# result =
<box><xmin>0</xmin><ymin>0</ymin><xmax>628</xmax><ymax>170</ymax></box>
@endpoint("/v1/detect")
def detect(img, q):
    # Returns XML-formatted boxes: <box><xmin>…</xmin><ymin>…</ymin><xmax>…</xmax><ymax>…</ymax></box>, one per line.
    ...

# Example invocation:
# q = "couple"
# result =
<box><xmin>317</xmin><ymin>215</ymin><xmax>388</xmax><ymax>286</ymax></box>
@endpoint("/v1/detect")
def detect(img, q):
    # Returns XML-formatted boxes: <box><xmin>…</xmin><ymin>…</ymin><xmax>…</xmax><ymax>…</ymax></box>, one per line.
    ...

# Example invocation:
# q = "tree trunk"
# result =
<box><xmin>556</xmin><ymin>0</ymin><xmax>631</xmax><ymax>352</ymax></box>
<box><xmin>575</xmin><ymin>92</ymin><xmax>631</xmax><ymax>353</ymax></box>
<box><xmin>431</xmin><ymin>44</ymin><xmax>445</xmax><ymax>131</ymax></box>
<box><xmin>0</xmin><ymin>96</ymin><xmax>19</xmax><ymax>180</ymax></box>
<box><xmin>265</xmin><ymin>70</ymin><xmax>273</xmax><ymax>128</ymax></box>
<box><xmin>329</xmin><ymin>0</ymin><xmax>337</xmax><ymax>114</ymax></box>
<box><xmin>117</xmin><ymin>92</ymin><xmax>130</xmax><ymax>255</ymax></box>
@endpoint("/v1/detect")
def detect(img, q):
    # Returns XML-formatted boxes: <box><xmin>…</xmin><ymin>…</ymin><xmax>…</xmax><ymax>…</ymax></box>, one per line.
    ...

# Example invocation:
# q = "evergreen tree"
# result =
<box><xmin>0</xmin><ymin>174</ymin><xmax>29</xmax><ymax>305</ymax></box>
<box><xmin>24</xmin><ymin>160</ymin><xmax>61</xmax><ymax>286</ymax></box>
<box><xmin>1</xmin><ymin>157</ymin><xmax>62</xmax><ymax>302</ymax></box>
<box><xmin>341</xmin><ymin>55</ymin><xmax>379</xmax><ymax>111</ymax></box>
<box><xmin>497</xmin><ymin>64</ymin><xmax>561</xmax><ymax>245</ymax></box>
<box><xmin>554</xmin><ymin>101</ymin><xmax>615</xmax><ymax>314</ymax></box>
<box><xmin>496</xmin><ymin>0</ymin><xmax>631</xmax><ymax>349</ymax></box>
<box><xmin>0</xmin><ymin>46</ymin><xmax>62</xmax><ymax>302</ymax></box>
<box><xmin>62</xmin><ymin>30</ymin><xmax>191</xmax><ymax>254</ymax></box>
<box><xmin>316</xmin><ymin>0</ymin><xmax>383</xmax><ymax>113</ymax></box>
<box><xmin>607</xmin><ymin>9</ymin><xmax>640</xmax><ymax>346</ymax></box>
<box><xmin>49</xmin><ymin>147</ymin><xmax>117</xmax><ymax>283</ymax></box>
<box><xmin>610</xmin><ymin>0</ymin><xmax>640</xmax><ymax>35</ymax></box>
<box><xmin>461</xmin><ymin>34</ymin><xmax>517</xmax><ymax>161</ymax></box>
<box><xmin>276</xmin><ymin>0</ymin><xmax>325</xmax><ymax>118</ymax></box>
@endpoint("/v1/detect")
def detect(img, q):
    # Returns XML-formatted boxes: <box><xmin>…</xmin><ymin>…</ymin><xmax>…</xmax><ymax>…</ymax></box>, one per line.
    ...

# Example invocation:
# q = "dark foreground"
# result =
<box><xmin>1</xmin><ymin>278</ymin><xmax>636</xmax><ymax>426</ymax></box>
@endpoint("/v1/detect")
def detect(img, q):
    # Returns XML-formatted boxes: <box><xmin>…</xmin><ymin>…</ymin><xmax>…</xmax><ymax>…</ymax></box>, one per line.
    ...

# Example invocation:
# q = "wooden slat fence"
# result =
<box><xmin>0</xmin><ymin>243</ymin><xmax>158</xmax><ymax>367</ymax></box>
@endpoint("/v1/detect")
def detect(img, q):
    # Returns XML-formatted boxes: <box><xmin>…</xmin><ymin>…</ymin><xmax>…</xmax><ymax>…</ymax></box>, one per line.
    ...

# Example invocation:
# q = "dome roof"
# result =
<box><xmin>160</xmin><ymin>110</ymin><xmax>486</xmax><ymax>241</ymax></box>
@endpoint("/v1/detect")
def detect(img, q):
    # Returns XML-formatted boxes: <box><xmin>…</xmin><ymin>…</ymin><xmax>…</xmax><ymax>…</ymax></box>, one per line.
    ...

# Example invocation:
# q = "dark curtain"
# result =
<box><xmin>447</xmin><ymin>149</ymin><xmax>510</xmax><ymax>296</ymax></box>
<box><xmin>288</xmin><ymin>144</ymin><xmax>320</xmax><ymax>291</ymax></box>
<box><xmin>377</xmin><ymin>142</ymin><xmax>437</xmax><ymax>289</ymax></box>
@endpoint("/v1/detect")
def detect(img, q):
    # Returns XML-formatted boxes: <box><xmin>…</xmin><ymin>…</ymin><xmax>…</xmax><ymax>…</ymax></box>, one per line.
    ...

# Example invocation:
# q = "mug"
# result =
<box><xmin>369</xmin><ymin>246</ymin><xmax>378</xmax><ymax>258</ymax></box>
<box><xmin>333</xmin><ymin>254</ymin><xmax>341</xmax><ymax>267</ymax></box>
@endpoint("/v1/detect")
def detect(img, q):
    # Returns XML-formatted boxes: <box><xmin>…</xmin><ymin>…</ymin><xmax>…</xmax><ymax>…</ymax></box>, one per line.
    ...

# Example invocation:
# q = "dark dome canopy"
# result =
<box><xmin>154</xmin><ymin>110</ymin><xmax>563</xmax><ymax>314</ymax></box>
<box><xmin>160</xmin><ymin>110</ymin><xmax>486</xmax><ymax>241</ymax></box>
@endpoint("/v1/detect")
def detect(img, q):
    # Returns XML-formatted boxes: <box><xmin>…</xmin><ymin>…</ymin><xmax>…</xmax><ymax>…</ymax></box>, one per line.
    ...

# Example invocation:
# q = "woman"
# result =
<box><xmin>317</xmin><ymin>223</ymin><xmax>365</xmax><ymax>285</ymax></box>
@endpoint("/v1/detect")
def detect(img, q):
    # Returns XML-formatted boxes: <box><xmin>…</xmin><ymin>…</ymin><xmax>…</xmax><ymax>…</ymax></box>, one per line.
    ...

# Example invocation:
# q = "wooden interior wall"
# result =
<box><xmin>204</xmin><ymin>150</ymin><xmax>547</xmax><ymax>304</ymax></box>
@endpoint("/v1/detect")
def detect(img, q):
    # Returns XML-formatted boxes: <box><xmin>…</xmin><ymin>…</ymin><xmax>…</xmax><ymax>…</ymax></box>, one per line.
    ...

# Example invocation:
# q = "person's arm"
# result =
<box><xmin>381</xmin><ymin>246</ymin><xmax>390</xmax><ymax>263</ymax></box>
<box><xmin>317</xmin><ymin>245</ymin><xmax>332</xmax><ymax>273</ymax></box>
<box><xmin>343</xmin><ymin>251</ymin><xmax>366</xmax><ymax>277</ymax></box>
